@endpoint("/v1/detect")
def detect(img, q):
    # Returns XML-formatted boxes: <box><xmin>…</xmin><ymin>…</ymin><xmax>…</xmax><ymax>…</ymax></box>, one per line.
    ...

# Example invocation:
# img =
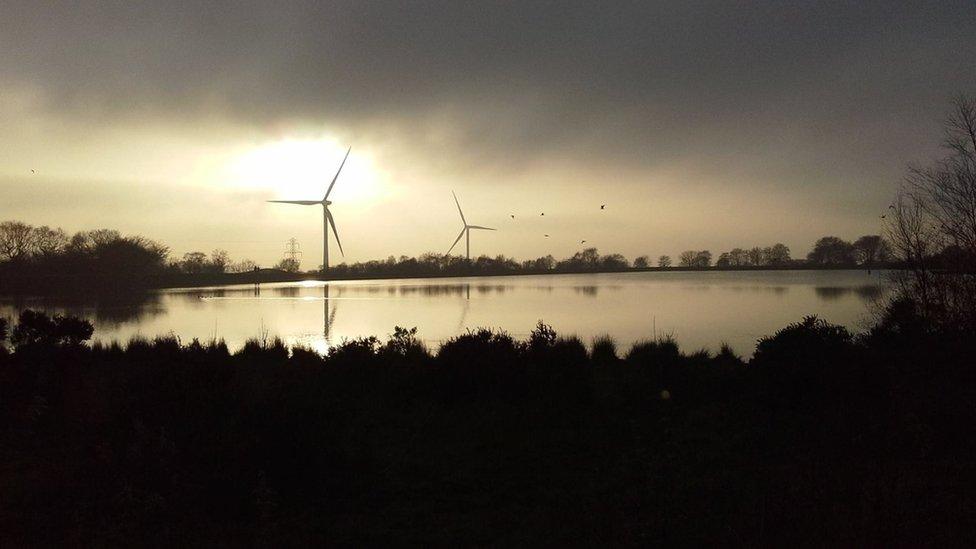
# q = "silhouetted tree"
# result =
<box><xmin>31</xmin><ymin>226</ymin><xmax>68</xmax><ymax>256</ymax></box>
<box><xmin>888</xmin><ymin>94</ymin><xmax>976</xmax><ymax>330</ymax></box>
<box><xmin>658</xmin><ymin>255</ymin><xmax>672</xmax><ymax>268</ymax></box>
<box><xmin>680</xmin><ymin>250</ymin><xmax>711</xmax><ymax>268</ymax></box>
<box><xmin>0</xmin><ymin>221</ymin><xmax>34</xmax><ymax>261</ymax></box>
<box><xmin>558</xmin><ymin>247</ymin><xmax>602</xmax><ymax>270</ymax></box>
<box><xmin>210</xmin><ymin>249</ymin><xmax>231</xmax><ymax>273</ymax></box>
<box><xmin>807</xmin><ymin>236</ymin><xmax>856</xmax><ymax>265</ymax></box>
<box><xmin>92</xmin><ymin>236</ymin><xmax>168</xmax><ymax>276</ymax></box>
<box><xmin>765</xmin><ymin>243</ymin><xmax>791</xmax><ymax>265</ymax></box>
<box><xmin>230</xmin><ymin>259</ymin><xmax>259</xmax><ymax>273</ymax></box>
<box><xmin>534</xmin><ymin>254</ymin><xmax>556</xmax><ymax>270</ymax></box>
<box><xmin>633</xmin><ymin>255</ymin><xmax>649</xmax><ymax>269</ymax></box>
<box><xmin>726</xmin><ymin>248</ymin><xmax>748</xmax><ymax>266</ymax></box>
<box><xmin>276</xmin><ymin>258</ymin><xmax>301</xmax><ymax>272</ymax></box>
<box><xmin>747</xmin><ymin>246</ymin><xmax>765</xmax><ymax>266</ymax></box>
<box><xmin>852</xmin><ymin>235</ymin><xmax>892</xmax><ymax>266</ymax></box>
<box><xmin>180</xmin><ymin>251</ymin><xmax>209</xmax><ymax>274</ymax></box>
<box><xmin>600</xmin><ymin>253</ymin><xmax>629</xmax><ymax>269</ymax></box>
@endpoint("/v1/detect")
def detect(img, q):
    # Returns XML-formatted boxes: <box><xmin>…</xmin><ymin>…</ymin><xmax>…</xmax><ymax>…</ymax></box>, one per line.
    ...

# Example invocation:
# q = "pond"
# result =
<box><xmin>0</xmin><ymin>270</ymin><xmax>890</xmax><ymax>356</ymax></box>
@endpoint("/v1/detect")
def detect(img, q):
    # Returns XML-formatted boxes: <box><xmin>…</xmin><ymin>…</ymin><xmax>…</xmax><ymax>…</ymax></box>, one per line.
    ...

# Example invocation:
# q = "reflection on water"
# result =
<box><xmin>0</xmin><ymin>270</ymin><xmax>889</xmax><ymax>357</ymax></box>
<box><xmin>814</xmin><ymin>285</ymin><xmax>885</xmax><ymax>302</ymax></box>
<box><xmin>0</xmin><ymin>292</ymin><xmax>165</xmax><ymax>328</ymax></box>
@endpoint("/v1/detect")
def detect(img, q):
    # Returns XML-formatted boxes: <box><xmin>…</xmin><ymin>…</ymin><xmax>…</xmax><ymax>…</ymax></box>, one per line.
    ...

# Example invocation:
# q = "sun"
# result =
<box><xmin>224</xmin><ymin>137</ymin><xmax>382</xmax><ymax>204</ymax></box>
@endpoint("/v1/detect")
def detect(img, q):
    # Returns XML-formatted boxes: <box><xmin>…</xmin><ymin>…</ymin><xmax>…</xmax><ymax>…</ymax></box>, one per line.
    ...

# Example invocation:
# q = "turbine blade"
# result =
<box><xmin>452</xmin><ymin>191</ymin><xmax>466</xmax><ymax>224</ymax></box>
<box><xmin>324</xmin><ymin>147</ymin><xmax>351</xmax><ymax>201</ymax></box>
<box><xmin>447</xmin><ymin>227</ymin><xmax>465</xmax><ymax>255</ymax></box>
<box><xmin>467</xmin><ymin>225</ymin><xmax>496</xmax><ymax>231</ymax></box>
<box><xmin>326</xmin><ymin>210</ymin><xmax>344</xmax><ymax>257</ymax></box>
<box><xmin>268</xmin><ymin>200</ymin><xmax>319</xmax><ymax>205</ymax></box>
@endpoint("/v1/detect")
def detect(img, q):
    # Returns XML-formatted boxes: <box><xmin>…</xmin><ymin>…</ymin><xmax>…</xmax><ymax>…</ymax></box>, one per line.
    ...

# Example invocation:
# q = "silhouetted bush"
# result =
<box><xmin>590</xmin><ymin>335</ymin><xmax>619</xmax><ymax>365</ymax></box>
<box><xmin>379</xmin><ymin>326</ymin><xmax>431</xmax><ymax>364</ymax></box>
<box><xmin>1</xmin><ymin>309</ymin><xmax>974</xmax><ymax>546</ymax></box>
<box><xmin>10</xmin><ymin>309</ymin><xmax>94</xmax><ymax>348</ymax></box>
<box><xmin>753</xmin><ymin>316</ymin><xmax>855</xmax><ymax>383</ymax></box>
<box><xmin>526</xmin><ymin>320</ymin><xmax>557</xmax><ymax>355</ymax></box>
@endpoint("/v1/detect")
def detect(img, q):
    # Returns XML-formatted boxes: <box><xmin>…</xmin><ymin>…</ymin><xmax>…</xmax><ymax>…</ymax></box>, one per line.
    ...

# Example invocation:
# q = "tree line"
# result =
<box><xmin>671</xmin><ymin>235</ymin><xmax>892</xmax><ymax>269</ymax></box>
<box><xmin>0</xmin><ymin>221</ymin><xmax>900</xmax><ymax>291</ymax></box>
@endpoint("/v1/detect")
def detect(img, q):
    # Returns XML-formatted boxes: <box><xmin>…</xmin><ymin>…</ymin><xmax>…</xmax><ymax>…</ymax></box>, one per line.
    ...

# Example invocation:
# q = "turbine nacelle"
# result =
<box><xmin>267</xmin><ymin>147</ymin><xmax>351</xmax><ymax>271</ymax></box>
<box><xmin>447</xmin><ymin>191</ymin><xmax>496</xmax><ymax>259</ymax></box>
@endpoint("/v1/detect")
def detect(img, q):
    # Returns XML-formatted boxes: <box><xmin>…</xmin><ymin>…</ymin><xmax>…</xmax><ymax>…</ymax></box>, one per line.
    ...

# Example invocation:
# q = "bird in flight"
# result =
<box><xmin>600</xmin><ymin>204</ymin><xmax>605</xmax><ymax>210</ymax></box>
<box><xmin>540</xmin><ymin>213</ymin><xmax>545</xmax><ymax>216</ymax></box>
<box><xmin>544</xmin><ymin>234</ymin><xmax>550</xmax><ymax>238</ymax></box>
<box><xmin>510</xmin><ymin>214</ymin><xmax>515</xmax><ymax>219</ymax></box>
<box><xmin>880</xmin><ymin>214</ymin><xmax>886</xmax><ymax>219</ymax></box>
<box><xmin>30</xmin><ymin>169</ymin><xmax>35</xmax><ymax>174</ymax></box>
<box><xmin>581</xmin><ymin>240</ymin><xmax>587</xmax><ymax>244</ymax></box>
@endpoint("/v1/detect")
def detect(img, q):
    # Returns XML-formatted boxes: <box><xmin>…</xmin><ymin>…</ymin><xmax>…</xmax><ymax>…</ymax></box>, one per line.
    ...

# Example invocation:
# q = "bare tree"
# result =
<box><xmin>658</xmin><ymin>255</ymin><xmax>672</xmax><ymax>268</ymax></box>
<box><xmin>180</xmin><ymin>252</ymin><xmax>208</xmax><ymax>274</ymax></box>
<box><xmin>728</xmin><ymin>248</ymin><xmax>749</xmax><ymax>266</ymax></box>
<box><xmin>887</xmin><ymin>95</ymin><xmax>976</xmax><ymax>330</ymax></box>
<box><xmin>852</xmin><ymin>235</ymin><xmax>892</xmax><ymax>266</ymax></box>
<box><xmin>210</xmin><ymin>249</ymin><xmax>231</xmax><ymax>273</ymax></box>
<box><xmin>31</xmin><ymin>226</ymin><xmax>68</xmax><ymax>256</ymax></box>
<box><xmin>230</xmin><ymin>259</ymin><xmax>259</xmax><ymax>273</ymax></box>
<box><xmin>0</xmin><ymin>221</ymin><xmax>35</xmax><ymax>261</ymax></box>
<box><xmin>679</xmin><ymin>250</ymin><xmax>711</xmax><ymax>268</ymax></box>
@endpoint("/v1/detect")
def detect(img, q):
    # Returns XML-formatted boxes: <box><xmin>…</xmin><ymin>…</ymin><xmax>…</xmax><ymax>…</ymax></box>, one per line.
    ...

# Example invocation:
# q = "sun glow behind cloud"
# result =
<box><xmin>223</xmin><ymin>138</ymin><xmax>384</xmax><ymax>205</ymax></box>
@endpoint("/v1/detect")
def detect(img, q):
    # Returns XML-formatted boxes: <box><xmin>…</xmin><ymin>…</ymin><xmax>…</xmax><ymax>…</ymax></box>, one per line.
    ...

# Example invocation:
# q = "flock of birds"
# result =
<box><xmin>509</xmin><ymin>205</ymin><xmax>606</xmax><ymax>245</ymax></box>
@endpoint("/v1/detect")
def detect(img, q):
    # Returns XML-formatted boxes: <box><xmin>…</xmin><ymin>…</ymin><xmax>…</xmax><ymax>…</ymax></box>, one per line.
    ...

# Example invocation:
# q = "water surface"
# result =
<box><xmin>0</xmin><ymin>270</ymin><xmax>889</xmax><ymax>356</ymax></box>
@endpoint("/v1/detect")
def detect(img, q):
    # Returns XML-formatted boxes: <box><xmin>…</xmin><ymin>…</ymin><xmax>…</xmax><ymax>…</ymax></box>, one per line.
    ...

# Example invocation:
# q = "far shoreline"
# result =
<box><xmin>153</xmin><ymin>264</ymin><xmax>895</xmax><ymax>291</ymax></box>
<box><xmin>0</xmin><ymin>264</ymin><xmax>898</xmax><ymax>296</ymax></box>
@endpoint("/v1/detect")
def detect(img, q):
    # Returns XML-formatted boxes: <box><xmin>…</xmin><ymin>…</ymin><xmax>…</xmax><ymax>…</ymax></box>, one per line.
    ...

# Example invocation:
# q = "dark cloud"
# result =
<box><xmin>1</xmin><ymin>0</ymin><xmax>975</xmax><ymax>254</ymax></box>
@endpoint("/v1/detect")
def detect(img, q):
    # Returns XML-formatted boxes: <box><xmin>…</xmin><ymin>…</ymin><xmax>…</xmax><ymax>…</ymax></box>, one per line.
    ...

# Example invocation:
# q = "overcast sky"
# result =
<box><xmin>1</xmin><ymin>1</ymin><xmax>974</xmax><ymax>266</ymax></box>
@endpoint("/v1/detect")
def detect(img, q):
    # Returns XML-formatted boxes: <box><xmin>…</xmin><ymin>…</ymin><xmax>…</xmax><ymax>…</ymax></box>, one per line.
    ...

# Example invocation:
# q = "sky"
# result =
<box><xmin>1</xmin><ymin>1</ymin><xmax>974</xmax><ymax>268</ymax></box>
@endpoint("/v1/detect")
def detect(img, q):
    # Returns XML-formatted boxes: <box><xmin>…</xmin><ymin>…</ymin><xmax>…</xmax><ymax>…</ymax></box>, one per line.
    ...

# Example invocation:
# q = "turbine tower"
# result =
<box><xmin>268</xmin><ymin>147</ymin><xmax>350</xmax><ymax>273</ymax></box>
<box><xmin>447</xmin><ymin>191</ymin><xmax>495</xmax><ymax>260</ymax></box>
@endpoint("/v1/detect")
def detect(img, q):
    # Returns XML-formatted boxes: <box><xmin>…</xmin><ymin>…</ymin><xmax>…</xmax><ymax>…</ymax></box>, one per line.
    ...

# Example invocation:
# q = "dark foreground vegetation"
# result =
<box><xmin>1</xmin><ymin>301</ymin><xmax>975</xmax><ymax>545</ymax></box>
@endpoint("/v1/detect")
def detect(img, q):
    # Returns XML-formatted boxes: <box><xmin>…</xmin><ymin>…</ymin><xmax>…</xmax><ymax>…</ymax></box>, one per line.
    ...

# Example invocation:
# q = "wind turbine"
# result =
<box><xmin>268</xmin><ymin>147</ymin><xmax>350</xmax><ymax>272</ymax></box>
<box><xmin>447</xmin><ymin>191</ymin><xmax>495</xmax><ymax>260</ymax></box>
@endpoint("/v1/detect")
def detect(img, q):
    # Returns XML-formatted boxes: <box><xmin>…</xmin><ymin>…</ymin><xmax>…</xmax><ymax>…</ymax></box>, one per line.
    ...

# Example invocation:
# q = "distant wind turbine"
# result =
<box><xmin>447</xmin><ymin>191</ymin><xmax>495</xmax><ymax>260</ymax></box>
<box><xmin>267</xmin><ymin>147</ymin><xmax>350</xmax><ymax>272</ymax></box>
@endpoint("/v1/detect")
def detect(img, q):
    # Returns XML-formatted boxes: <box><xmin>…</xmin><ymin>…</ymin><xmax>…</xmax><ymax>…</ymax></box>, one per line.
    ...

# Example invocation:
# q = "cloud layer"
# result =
<box><xmin>1</xmin><ymin>1</ymin><xmax>974</xmax><ymax>263</ymax></box>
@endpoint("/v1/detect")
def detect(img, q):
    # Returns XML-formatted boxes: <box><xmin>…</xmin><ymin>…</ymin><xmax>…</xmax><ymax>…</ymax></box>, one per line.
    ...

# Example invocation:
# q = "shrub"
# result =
<box><xmin>752</xmin><ymin>316</ymin><xmax>860</xmax><ymax>407</ymax></box>
<box><xmin>591</xmin><ymin>335</ymin><xmax>619</xmax><ymax>365</ymax></box>
<box><xmin>526</xmin><ymin>321</ymin><xmax>557</xmax><ymax>354</ymax></box>
<box><xmin>625</xmin><ymin>335</ymin><xmax>684</xmax><ymax>395</ymax></box>
<box><xmin>10</xmin><ymin>309</ymin><xmax>94</xmax><ymax>348</ymax></box>
<box><xmin>436</xmin><ymin>328</ymin><xmax>522</xmax><ymax>400</ymax></box>
<box><xmin>714</xmin><ymin>342</ymin><xmax>743</xmax><ymax>366</ymax></box>
<box><xmin>625</xmin><ymin>334</ymin><xmax>680</xmax><ymax>365</ymax></box>
<box><xmin>326</xmin><ymin>336</ymin><xmax>380</xmax><ymax>366</ymax></box>
<box><xmin>379</xmin><ymin>326</ymin><xmax>430</xmax><ymax>363</ymax></box>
